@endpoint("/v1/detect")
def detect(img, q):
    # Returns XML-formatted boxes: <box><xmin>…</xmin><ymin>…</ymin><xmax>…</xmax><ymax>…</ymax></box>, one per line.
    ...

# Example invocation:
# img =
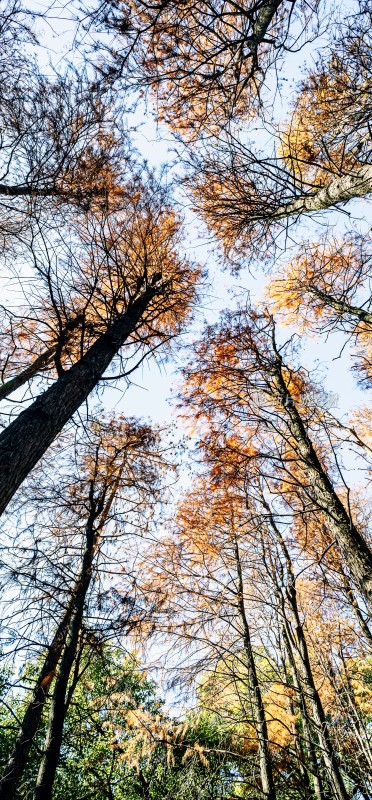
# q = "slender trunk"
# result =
<box><xmin>293</xmin><ymin>724</ymin><xmax>314</xmax><ymax>800</ymax></box>
<box><xmin>262</xmin><ymin>507</ymin><xmax>338</xmax><ymax>800</ymax></box>
<box><xmin>282</xmin><ymin>624</ymin><xmax>325</xmax><ymax>800</ymax></box>
<box><xmin>274</xmin><ymin>164</ymin><xmax>372</xmax><ymax>220</ymax></box>
<box><xmin>285</xmin><ymin>585</ymin><xmax>349</xmax><ymax>800</ymax></box>
<box><xmin>281</xmin><ymin>650</ymin><xmax>315</xmax><ymax>800</ymax></box>
<box><xmin>138</xmin><ymin>770</ymin><xmax>150</xmax><ymax>800</ymax></box>
<box><xmin>272</xmin><ymin>349</ymin><xmax>372</xmax><ymax>608</ymax></box>
<box><xmin>0</xmin><ymin>597</ymin><xmax>75</xmax><ymax>800</ymax></box>
<box><xmin>33</xmin><ymin>502</ymin><xmax>98</xmax><ymax>800</ymax></box>
<box><xmin>33</xmin><ymin>468</ymin><xmax>121</xmax><ymax>800</ymax></box>
<box><xmin>0</xmin><ymin>279</ymin><xmax>162</xmax><ymax>516</ymax></box>
<box><xmin>234</xmin><ymin>538</ymin><xmax>276</xmax><ymax>800</ymax></box>
<box><xmin>327</xmin><ymin>655</ymin><xmax>372</xmax><ymax>776</ymax></box>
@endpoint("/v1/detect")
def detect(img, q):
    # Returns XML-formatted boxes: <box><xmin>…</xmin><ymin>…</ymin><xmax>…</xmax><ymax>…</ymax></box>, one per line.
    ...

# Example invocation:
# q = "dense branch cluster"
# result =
<box><xmin>103</xmin><ymin>0</ymin><xmax>317</xmax><ymax>138</ymax></box>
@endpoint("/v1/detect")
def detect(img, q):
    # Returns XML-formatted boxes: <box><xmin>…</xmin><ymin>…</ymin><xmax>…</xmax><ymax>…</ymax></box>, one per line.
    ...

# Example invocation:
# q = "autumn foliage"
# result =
<box><xmin>0</xmin><ymin>2</ymin><xmax>372</xmax><ymax>800</ymax></box>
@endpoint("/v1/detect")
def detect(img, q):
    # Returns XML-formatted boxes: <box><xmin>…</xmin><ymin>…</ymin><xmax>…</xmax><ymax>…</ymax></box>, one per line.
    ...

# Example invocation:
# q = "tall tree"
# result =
<box><xmin>0</xmin><ymin>413</ymin><xmax>165</xmax><ymax>800</ymax></box>
<box><xmin>137</xmin><ymin>481</ymin><xmax>281</xmax><ymax>799</ymax></box>
<box><xmin>0</xmin><ymin>174</ymin><xmax>198</xmax><ymax>515</ymax></box>
<box><xmin>185</xmin><ymin>2</ymin><xmax>372</xmax><ymax>261</ymax></box>
<box><xmin>0</xmin><ymin>646</ymin><xmax>241</xmax><ymax>800</ymax></box>
<box><xmin>0</xmin><ymin>61</ymin><xmax>130</xmax><ymax>244</ymax></box>
<box><xmin>261</xmin><ymin>509</ymin><xmax>350</xmax><ymax>800</ymax></box>
<box><xmin>181</xmin><ymin>308</ymin><xmax>372</xmax><ymax>608</ymax></box>
<box><xmin>266</xmin><ymin>232</ymin><xmax>372</xmax><ymax>385</ymax></box>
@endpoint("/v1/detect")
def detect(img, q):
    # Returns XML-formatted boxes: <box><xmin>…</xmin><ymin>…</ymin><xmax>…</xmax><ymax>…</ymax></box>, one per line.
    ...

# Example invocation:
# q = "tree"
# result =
<box><xmin>99</xmin><ymin>0</ymin><xmax>319</xmax><ymax>140</ymax></box>
<box><xmin>0</xmin><ymin>168</ymin><xmax>196</xmax><ymax>400</ymax></box>
<box><xmin>48</xmin><ymin>648</ymin><xmax>161</xmax><ymax>800</ymax></box>
<box><xmin>134</xmin><ymin>443</ymin><xmax>370</xmax><ymax>798</ymax></box>
<box><xmin>1</xmin><ymin>1</ymin><xmax>372</xmax><ymax>796</ymax></box>
<box><xmin>180</xmin><ymin>307</ymin><xmax>372</xmax><ymax>609</ymax></box>
<box><xmin>0</xmin><ymin>2</ymin><xmax>198</xmax><ymax>516</ymax></box>
<box><xmin>0</xmin><ymin>172</ymin><xmax>198</xmax><ymax>515</ymax></box>
<box><xmin>155</xmin><ymin>413</ymin><xmax>371</xmax><ymax>797</ymax></box>
<box><xmin>265</xmin><ymin>232</ymin><xmax>372</xmax><ymax>385</ymax></box>
<box><xmin>261</xmin><ymin>510</ymin><xmax>350</xmax><ymax>800</ymax></box>
<box><xmin>136</xmin><ymin>479</ymin><xmax>283</xmax><ymax>799</ymax></box>
<box><xmin>284</xmin><ymin>502</ymin><xmax>372</xmax><ymax>649</ymax></box>
<box><xmin>0</xmin><ymin>413</ymin><xmax>165</xmax><ymax>800</ymax></box>
<box><xmin>185</xmin><ymin>2</ymin><xmax>372</xmax><ymax>261</ymax></box>
<box><xmin>0</xmin><ymin>646</ymin><xmax>240</xmax><ymax>800</ymax></box>
<box><xmin>0</xmin><ymin>55</ymin><xmax>130</xmax><ymax>246</ymax></box>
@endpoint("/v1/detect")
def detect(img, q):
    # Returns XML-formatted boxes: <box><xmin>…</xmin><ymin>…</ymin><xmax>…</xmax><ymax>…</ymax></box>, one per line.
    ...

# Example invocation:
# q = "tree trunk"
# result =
<box><xmin>284</xmin><ymin>584</ymin><xmax>349</xmax><ymax>800</ymax></box>
<box><xmin>248</xmin><ymin>0</ymin><xmax>282</xmax><ymax>50</ymax></box>
<box><xmin>307</xmin><ymin>286</ymin><xmax>372</xmax><ymax>327</ymax></box>
<box><xmin>282</xmin><ymin>625</ymin><xmax>325</xmax><ymax>800</ymax></box>
<box><xmin>281</xmin><ymin>644</ymin><xmax>318</xmax><ymax>800</ymax></box>
<box><xmin>273</xmin><ymin>351</ymin><xmax>372</xmax><ymax>609</ymax></box>
<box><xmin>0</xmin><ymin>597</ymin><xmax>75</xmax><ymax>800</ymax></box>
<box><xmin>33</xmin><ymin>501</ymin><xmax>98</xmax><ymax>800</ymax></box>
<box><xmin>275</xmin><ymin>164</ymin><xmax>372</xmax><ymax>220</ymax></box>
<box><xmin>263</xmin><ymin>506</ymin><xmax>340</xmax><ymax>800</ymax></box>
<box><xmin>0</xmin><ymin>184</ymin><xmax>58</xmax><ymax>196</ymax></box>
<box><xmin>327</xmin><ymin>654</ymin><xmax>372</xmax><ymax>779</ymax></box>
<box><xmin>234</xmin><ymin>538</ymin><xmax>276</xmax><ymax>800</ymax></box>
<box><xmin>0</xmin><ymin>280</ymin><xmax>162</xmax><ymax>516</ymax></box>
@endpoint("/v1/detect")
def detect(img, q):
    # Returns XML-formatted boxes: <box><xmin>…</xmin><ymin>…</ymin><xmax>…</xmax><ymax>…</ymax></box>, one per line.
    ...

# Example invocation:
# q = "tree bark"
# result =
<box><xmin>0</xmin><ymin>597</ymin><xmax>75</xmax><ymax>800</ymax></box>
<box><xmin>267</xmin><ymin>504</ymin><xmax>349</xmax><ymax>799</ymax></box>
<box><xmin>248</xmin><ymin>0</ymin><xmax>283</xmax><ymax>51</ymax></box>
<box><xmin>263</xmin><ymin>505</ymin><xmax>340</xmax><ymax>800</ymax></box>
<box><xmin>281</xmin><ymin>579</ymin><xmax>349</xmax><ymax>800</ymax></box>
<box><xmin>275</xmin><ymin>164</ymin><xmax>372</xmax><ymax>220</ymax></box>
<box><xmin>339</xmin><ymin>569</ymin><xmax>372</xmax><ymax>648</ymax></box>
<box><xmin>0</xmin><ymin>279</ymin><xmax>162</xmax><ymax>516</ymax></box>
<box><xmin>0</xmin><ymin>183</ymin><xmax>59</xmax><ymax>197</ymax></box>
<box><xmin>0</xmin><ymin>183</ymin><xmax>104</xmax><ymax>201</ymax></box>
<box><xmin>291</xmin><ymin>616</ymin><xmax>349</xmax><ymax>800</ymax></box>
<box><xmin>327</xmin><ymin>653</ymin><xmax>372</xmax><ymax>779</ymax></box>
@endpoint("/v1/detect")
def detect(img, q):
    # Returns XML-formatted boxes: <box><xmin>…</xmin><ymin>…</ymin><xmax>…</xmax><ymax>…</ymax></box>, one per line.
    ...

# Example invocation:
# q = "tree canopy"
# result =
<box><xmin>0</xmin><ymin>1</ymin><xmax>371</xmax><ymax>799</ymax></box>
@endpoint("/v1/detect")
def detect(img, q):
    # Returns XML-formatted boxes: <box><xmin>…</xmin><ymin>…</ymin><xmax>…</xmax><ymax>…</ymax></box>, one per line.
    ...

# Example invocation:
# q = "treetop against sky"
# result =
<box><xmin>1</xmin><ymin>0</ymin><xmax>366</xmax><ymax>424</ymax></box>
<box><xmin>0</xmin><ymin>2</ymin><xmax>371</xmax><ymax>799</ymax></box>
